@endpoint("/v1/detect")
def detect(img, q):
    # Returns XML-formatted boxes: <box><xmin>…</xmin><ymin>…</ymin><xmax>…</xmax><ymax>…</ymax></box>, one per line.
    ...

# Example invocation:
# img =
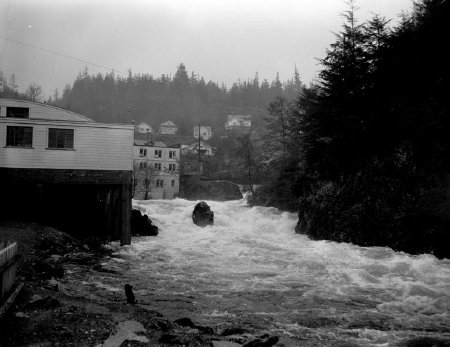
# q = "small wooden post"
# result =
<box><xmin>120</xmin><ymin>184</ymin><xmax>131</xmax><ymax>246</ymax></box>
<box><xmin>0</xmin><ymin>242</ymin><xmax>18</xmax><ymax>302</ymax></box>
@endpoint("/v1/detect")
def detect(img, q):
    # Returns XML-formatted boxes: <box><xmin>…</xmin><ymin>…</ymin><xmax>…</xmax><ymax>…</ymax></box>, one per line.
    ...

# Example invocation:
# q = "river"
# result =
<box><xmin>85</xmin><ymin>198</ymin><xmax>450</xmax><ymax>346</ymax></box>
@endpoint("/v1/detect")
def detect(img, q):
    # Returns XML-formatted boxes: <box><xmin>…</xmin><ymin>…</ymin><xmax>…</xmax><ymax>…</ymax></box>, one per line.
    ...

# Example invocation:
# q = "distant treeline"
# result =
<box><xmin>19</xmin><ymin>65</ymin><xmax>302</xmax><ymax>135</ymax></box>
<box><xmin>251</xmin><ymin>0</ymin><xmax>450</xmax><ymax>257</ymax></box>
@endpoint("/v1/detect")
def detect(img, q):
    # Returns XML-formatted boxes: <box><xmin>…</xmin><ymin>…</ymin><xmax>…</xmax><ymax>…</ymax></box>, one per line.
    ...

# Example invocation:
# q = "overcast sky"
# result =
<box><xmin>0</xmin><ymin>0</ymin><xmax>412</xmax><ymax>98</ymax></box>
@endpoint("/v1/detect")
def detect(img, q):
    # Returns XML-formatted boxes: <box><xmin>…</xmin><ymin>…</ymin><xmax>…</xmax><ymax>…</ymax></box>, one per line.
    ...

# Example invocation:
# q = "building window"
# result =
<box><xmin>171</xmin><ymin>179</ymin><xmax>175</xmax><ymax>187</ymax></box>
<box><xmin>48</xmin><ymin>128</ymin><xmax>74</xmax><ymax>149</ymax></box>
<box><xmin>169</xmin><ymin>163</ymin><xmax>176</xmax><ymax>172</ymax></box>
<box><xmin>154</xmin><ymin>163</ymin><xmax>161</xmax><ymax>170</ymax></box>
<box><xmin>6</xmin><ymin>107</ymin><xmax>29</xmax><ymax>118</ymax></box>
<box><xmin>169</xmin><ymin>150</ymin><xmax>176</xmax><ymax>158</ymax></box>
<box><xmin>139</xmin><ymin>162</ymin><xmax>148</xmax><ymax>170</ymax></box>
<box><xmin>140</xmin><ymin>148</ymin><xmax>147</xmax><ymax>157</ymax></box>
<box><xmin>154</xmin><ymin>150</ymin><xmax>162</xmax><ymax>158</ymax></box>
<box><xmin>6</xmin><ymin>126</ymin><xmax>33</xmax><ymax>147</ymax></box>
<box><xmin>156</xmin><ymin>179</ymin><xmax>164</xmax><ymax>187</ymax></box>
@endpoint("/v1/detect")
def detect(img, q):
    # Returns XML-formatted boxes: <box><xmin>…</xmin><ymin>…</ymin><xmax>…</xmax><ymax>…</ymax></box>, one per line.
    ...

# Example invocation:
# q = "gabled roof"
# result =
<box><xmin>160</xmin><ymin>120</ymin><xmax>176</xmax><ymax>127</ymax></box>
<box><xmin>134</xmin><ymin>139</ymin><xmax>167</xmax><ymax>148</ymax></box>
<box><xmin>193</xmin><ymin>125</ymin><xmax>212</xmax><ymax>130</ymax></box>
<box><xmin>136</xmin><ymin>122</ymin><xmax>152</xmax><ymax>128</ymax></box>
<box><xmin>0</xmin><ymin>98</ymin><xmax>94</xmax><ymax>123</ymax></box>
<box><xmin>226</xmin><ymin>114</ymin><xmax>252</xmax><ymax>121</ymax></box>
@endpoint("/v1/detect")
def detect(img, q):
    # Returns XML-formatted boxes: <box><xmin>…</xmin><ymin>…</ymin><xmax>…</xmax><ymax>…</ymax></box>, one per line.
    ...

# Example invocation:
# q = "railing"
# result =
<box><xmin>0</xmin><ymin>241</ymin><xmax>19</xmax><ymax>310</ymax></box>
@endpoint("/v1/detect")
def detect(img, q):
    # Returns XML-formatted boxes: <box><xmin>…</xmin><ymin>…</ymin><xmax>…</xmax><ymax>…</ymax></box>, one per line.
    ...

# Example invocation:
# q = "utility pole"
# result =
<box><xmin>198</xmin><ymin>123</ymin><xmax>201</xmax><ymax>163</ymax></box>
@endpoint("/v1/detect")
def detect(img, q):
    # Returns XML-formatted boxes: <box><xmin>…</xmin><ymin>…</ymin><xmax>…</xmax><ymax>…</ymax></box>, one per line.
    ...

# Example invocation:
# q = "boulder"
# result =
<box><xmin>125</xmin><ymin>284</ymin><xmax>137</xmax><ymax>304</ymax></box>
<box><xmin>130</xmin><ymin>209</ymin><xmax>159</xmax><ymax>236</ymax></box>
<box><xmin>192</xmin><ymin>201</ymin><xmax>214</xmax><ymax>227</ymax></box>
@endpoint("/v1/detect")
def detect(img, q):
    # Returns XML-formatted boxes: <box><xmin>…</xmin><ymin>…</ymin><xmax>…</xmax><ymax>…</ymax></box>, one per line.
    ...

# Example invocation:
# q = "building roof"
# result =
<box><xmin>193</xmin><ymin>125</ymin><xmax>212</xmax><ymax>130</ymax></box>
<box><xmin>0</xmin><ymin>98</ymin><xmax>95</xmax><ymax>123</ymax></box>
<box><xmin>187</xmin><ymin>141</ymin><xmax>213</xmax><ymax>150</ymax></box>
<box><xmin>226</xmin><ymin>114</ymin><xmax>252</xmax><ymax>121</ymax></box>
<box><xmin>160</xmin><ymin>120</ymin><xmax>177</xmax><ymax>127</ymax></box>
<box><xmin>134</xmin><ymin>139</ymin><xmax>167</xmax><ymax>148</ymax></box>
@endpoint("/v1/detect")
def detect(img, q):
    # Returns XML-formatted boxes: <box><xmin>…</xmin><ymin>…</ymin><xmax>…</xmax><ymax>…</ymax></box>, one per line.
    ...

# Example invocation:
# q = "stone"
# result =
<box><xmin>125</xmin><ymin>284</ymin><xmax>137</xmax><ymax>304</ymax></box>
<box><xmin>46</xmin><ymin>279</ymin><xmax>60</xmax><ymax>291</ymax></box>
<box><xmin>101</xmin><ymin>320</ymin><xmax>149</xmax><ymax>347</ymax></box>
<box><xmin>174</xmin><ymin>317</ymin><xmax>196</xmax><ymax>328</ymax></box>
<box><xmin>130</xmin><ymin>209</ymin><xmax>159</xmax><ymax>236</ymax></box>
<box><xmin>221</xmin><ymin>327</ymin><xmax>246</xmax><ymax>336</ymax></box>
<box><xmin>28</xmin><ymin>294</ymin><xmax>43</xmax><ymax>304</ymax></box>
<box><xmin>192</xmin><ymin>201</ymin><xmax>214</xmax><ymax>227</ymax></box>
<box><xmin>49</xmin><ymin>254</ymin><xmax>62</xmax><ymax>262</ymax></box>
<box><xmin>243</xmin><ymin>335</ymin><xmax>279</xmax><ymax>347</ymax></box>
<box><xmin>158</xmin><ymin>333</ymin><xmax>187</xmax><ymax>345</ymax></box>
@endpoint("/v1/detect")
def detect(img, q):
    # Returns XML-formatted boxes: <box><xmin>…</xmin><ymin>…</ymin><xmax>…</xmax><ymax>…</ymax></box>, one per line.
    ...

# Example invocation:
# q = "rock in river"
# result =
<box><xmin>192</xmin><ymin>201</ymin><xmax>214</xmax><ymax>227</ymax></box>
<box><xmin>130</xmin><ymin>209</ymin><xmax>159</xmax><ymax>236</ymax></box>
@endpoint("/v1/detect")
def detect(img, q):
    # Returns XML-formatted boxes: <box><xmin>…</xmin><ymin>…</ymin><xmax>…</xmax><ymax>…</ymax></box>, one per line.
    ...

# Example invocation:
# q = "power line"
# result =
<box><xmin>0</xmin><ymin>35</ymin><xmax>127</xmax><ymax>75</ymax></box>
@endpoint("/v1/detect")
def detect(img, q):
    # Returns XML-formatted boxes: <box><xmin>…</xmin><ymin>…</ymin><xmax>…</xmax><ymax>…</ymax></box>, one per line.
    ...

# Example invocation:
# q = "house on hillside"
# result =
<box><xmin>0</xmin><ymin>98</ymin><xmax>134</xmax><ymax>245</ymax></box>
<box><xmin>135</xmin><ymin>122</ymin><xmax>152</xmax><ymax>134</ymax></box>
<box><xmin>159</xmin><ymin>121</ymin><xmax>177</xmax><ymax>135</ymax></box>
<box><xmin>182</xmin><ymin>141</ymin><xmax>215</xmax><ymax>157</ymax></box>
<box><xmin>225</xmin><ymin>114</ymin><xmax>252</xmax><ymax>133</ymax></box>
<box><xmin>193</xmin><ymin>125</ymin><xmax>212</xmax><ymax>140</ymax></box>
<box><xmin>133</xmin><ymin>140</ymin><xmax>180</xmax><ymax>199</ymax></box>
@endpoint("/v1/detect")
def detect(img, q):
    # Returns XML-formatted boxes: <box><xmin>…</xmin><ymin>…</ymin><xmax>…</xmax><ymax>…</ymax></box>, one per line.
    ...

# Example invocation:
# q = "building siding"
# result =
<box><xmin>0</xmin><ymin>99</ymin><xmax>93</xmax><ymax>122</ymax></box>
<box><xmin>0</xmin><ymin>119</ymin><xmax>133</xmax><ymax>171</ymax></box>
<box><xmin>132</xmin><ymin>144</ymin><xmax>180</xmax><ymax>199</ymax></box>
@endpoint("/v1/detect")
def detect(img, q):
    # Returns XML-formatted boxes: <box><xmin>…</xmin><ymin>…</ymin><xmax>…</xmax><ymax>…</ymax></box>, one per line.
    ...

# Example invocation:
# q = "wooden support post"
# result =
<box><xmin>111</xmin><ymin>187</ymin><xmax>120</xmax><ymax>241</ymax></box>
<box><xmin>120</xmin><ymin>184</ymin><xmax>131</xmax><ymax>246</ymax></box>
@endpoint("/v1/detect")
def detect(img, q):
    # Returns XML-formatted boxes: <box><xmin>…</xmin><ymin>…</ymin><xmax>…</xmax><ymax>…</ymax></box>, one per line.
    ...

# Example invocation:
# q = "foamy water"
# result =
<box><xmin>104</xmin><ymin>198</ymin><xmax>450</xmax><ymax>345</ymax></box>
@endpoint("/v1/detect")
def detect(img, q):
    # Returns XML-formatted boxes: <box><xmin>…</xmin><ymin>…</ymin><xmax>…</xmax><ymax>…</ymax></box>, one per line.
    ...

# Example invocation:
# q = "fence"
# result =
<box><xmin>0</xmin><ymin>241</ymin><xmax>19</xmax><ymax>306</ymax></box>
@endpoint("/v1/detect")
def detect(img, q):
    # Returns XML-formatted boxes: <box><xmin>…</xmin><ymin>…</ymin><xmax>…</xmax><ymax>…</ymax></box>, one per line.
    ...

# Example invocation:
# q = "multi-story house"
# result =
<box><xmin>135</xmin><ymin>122</ymin><xmax>152</xmax><ymax>134</ymax></box>
<box><xmin>133</xmin><ymin>140</ymin><xmax>180</xmax><ymax>199</ymax></box>
<box><xmin>182</xmin><ymin>141</ymin><xmax>215</xmax><ymax>157</ymax></box>
<box><xmin>193</xmin><ymin>125</ymin><xmax>212</xmax><ymax>140</ymax></box>
<box><xmin>225</xmin><ymin>114</ymin><xmax>252</xmax><ymax>133</ymax></box>
<box><xmin>159</xmin><ymin>121</ymin><xmax>177</xmax><ymax>135</ymax></box>
<box><xmin>0</xmin><ymin>98</ymin><xmax>134</xmax><ymax>244</ymax></box>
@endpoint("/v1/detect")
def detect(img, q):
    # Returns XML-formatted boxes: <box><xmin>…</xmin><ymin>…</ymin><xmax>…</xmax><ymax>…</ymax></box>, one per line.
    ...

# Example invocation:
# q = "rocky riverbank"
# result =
<box><xmin>0</xmin><ymin>221</ymin><xmax>279</xmax><ymax>347</ymax></box>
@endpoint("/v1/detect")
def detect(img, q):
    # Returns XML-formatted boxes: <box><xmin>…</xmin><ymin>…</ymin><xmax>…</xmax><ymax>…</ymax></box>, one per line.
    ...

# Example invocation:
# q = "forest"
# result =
<box><xmin>250</xmin><ymin>0</ymin><xmax>450</xmax><ymax>258</ymax></box>
<box><xmin>0</xmin><ymin>63</ymin><xmax>302</xmax><ymax>138</ymax></box>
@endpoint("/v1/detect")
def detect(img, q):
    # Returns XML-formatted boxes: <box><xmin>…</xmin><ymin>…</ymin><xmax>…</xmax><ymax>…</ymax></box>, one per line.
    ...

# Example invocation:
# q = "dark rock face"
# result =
<box><xmin>124</xmin><ymin>284</ymin><xmax>137</xmax><ymax>304</ymax></box>
<box><xmin>179</xmin><ymin>177</ymin><xmax>243</xmax><ymax>201</ymax></box>
<box><xmin>192</xmin><ymin>201</ymin><xmax>214</xmax><ymax>227</ymax></box>
<box><xmin>130</xmin><ymin>209</ymin><xmax>158</xmax><ymax>236</ymax></box>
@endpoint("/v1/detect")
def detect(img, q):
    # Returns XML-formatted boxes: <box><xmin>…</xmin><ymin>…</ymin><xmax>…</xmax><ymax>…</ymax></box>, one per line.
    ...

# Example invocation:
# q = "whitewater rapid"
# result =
<box><xmin>99</xmin><ymin>198</ymin><xmax>450</xmax><ymax>346</ymax></box>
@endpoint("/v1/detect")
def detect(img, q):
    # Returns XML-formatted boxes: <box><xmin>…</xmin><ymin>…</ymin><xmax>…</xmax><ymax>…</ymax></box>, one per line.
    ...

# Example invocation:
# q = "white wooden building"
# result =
<box><xmin>133</xmin><ymin>140</ymin><xmax>180</xmax><ymax>199</ymax></box>
<box><xmin>135</xmin><ymin>122</ymin><xmax>152</xmax><ymax>134</ymax></box>
<box><xmin>159</xmin><ymin>121</ymin><xmax>178</xmax><ymax>135</ymax></box>
<box><xmin>0</xmin><ymin>98</ymin><xmax>134</xmax><ymax>244</ymax></box>
<box><xmin>225</xmin><ymin>114</ymin><xmax>252</xmax><ymax>132</ymax></box>
<box><xmin>182</xmin><ymin>141</ymin><xmax>215</xmax><ymax>156</ymax></box>
<box><xmin>193</xmin><ymin>125</ymin><xmax>212</xmax><ymax>140</ymax></box>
